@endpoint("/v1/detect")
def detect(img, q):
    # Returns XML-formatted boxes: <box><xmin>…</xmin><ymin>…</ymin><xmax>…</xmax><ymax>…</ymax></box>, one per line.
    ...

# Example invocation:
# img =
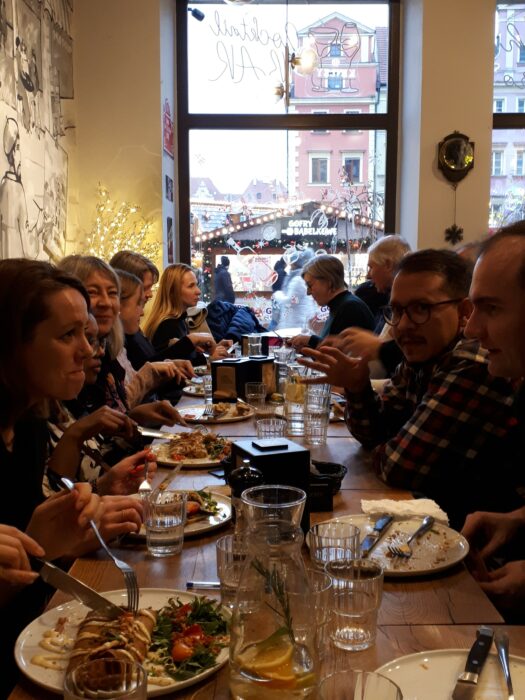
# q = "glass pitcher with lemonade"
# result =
<box><xmin>229</xmin><ymin>521</ymin><xmax>318</xmax><ymax>699</ymax></box>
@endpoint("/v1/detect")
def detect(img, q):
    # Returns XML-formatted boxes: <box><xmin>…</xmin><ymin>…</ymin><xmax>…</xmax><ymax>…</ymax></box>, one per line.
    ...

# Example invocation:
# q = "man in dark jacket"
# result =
<box><xmin>215</xmin><ymin>256</ymin><xmax>235</xmax><ymax>303</ymax></box>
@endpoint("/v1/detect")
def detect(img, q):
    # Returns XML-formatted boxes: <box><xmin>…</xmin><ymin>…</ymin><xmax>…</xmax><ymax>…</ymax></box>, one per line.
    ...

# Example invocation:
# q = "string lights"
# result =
<box><xmin>83</xmin><ymin>186</ymin><xmax>162</xmax><ymax>265</ymax></box>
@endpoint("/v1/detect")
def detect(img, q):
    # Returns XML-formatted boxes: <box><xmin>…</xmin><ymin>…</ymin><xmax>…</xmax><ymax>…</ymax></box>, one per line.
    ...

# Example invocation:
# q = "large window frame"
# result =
<box><xmin>175</xmin><ymin>0</ymin><xmax>401</xmax><ymax>263</ymax></box>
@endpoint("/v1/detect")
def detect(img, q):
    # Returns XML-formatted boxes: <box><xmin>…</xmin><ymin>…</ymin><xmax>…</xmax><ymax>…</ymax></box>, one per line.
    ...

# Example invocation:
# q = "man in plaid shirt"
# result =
<box><xmin>300</xmin><ymin>250</ymin><xmax>518</xmax><ymax>528</ymax></box>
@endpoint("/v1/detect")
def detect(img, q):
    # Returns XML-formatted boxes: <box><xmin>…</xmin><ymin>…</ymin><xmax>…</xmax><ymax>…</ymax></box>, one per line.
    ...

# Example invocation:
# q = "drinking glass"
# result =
<box><xmin>241</xmin><ymin>484</ymin><xmax>306</xmax><ymax>529</ymax></box>
<box><xmin>319</xmin><ymin>670</ymin><xmax>403</xmax><ymax>700</ymax></box>
<box><xmin>304</xmin><ymin>383</ymin><xmax>332</xmax><ymax>446</ymax></box>
<box><xmin>309</xmin><ymin>521</ymin><xmax>361</xmax><ymax>569</ymax></box>
<box><xmin>202</xmin><ymin>374</ymin><xmax>213</xmax><ymax>405</ymax></box>
<box><xmin>247</xmin><ymin>333</ymin><xmax>263</xmax><ymax>357</ymax></box>
<box><xmin>63</xmin><ymin>659</ymin><xmax>147</xmax><ymax>699</ymax></box>
<box><xmin>216</xmin><ymin>534</ymin><xmax>248</xmax><ymax>609</ymax></box>
<box><xmin>284</xmin><ymin>363</ymin><xmax>307</xmax><ymax>436</ymax></box>
<box><xmin>306</xmin><ymin>568</ymin><xmax>333</xmax><ymax>665</ymax></box>
<box><xmin>325</xmin><ymin>558</ymin><xmax>384</xmax><ymax>651</ymax></box>
<box><xmin>244</xmin><ymin>382</ymin><xmax>266</xmax><ymax>411</ymax></box>
<box><xmin>256</xmin><ymin>417</ymin><xmax>287</xmax><ymax>438</ymax></box>
<box><xmin>145</xmin><ymin>490</ymin><xmax>187</xmax><ymax>557</ymax></box>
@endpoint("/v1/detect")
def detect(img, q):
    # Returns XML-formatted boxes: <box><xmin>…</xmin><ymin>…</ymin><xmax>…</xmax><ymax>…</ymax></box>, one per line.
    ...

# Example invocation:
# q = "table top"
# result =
<box><xmin>9</xmin><ymin>395</ymin><xmax>511</xmax><ymax>700</ymax></box>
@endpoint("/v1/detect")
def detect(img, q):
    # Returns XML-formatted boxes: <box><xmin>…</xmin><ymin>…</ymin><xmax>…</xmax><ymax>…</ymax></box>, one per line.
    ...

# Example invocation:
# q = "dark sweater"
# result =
<box><xmin>124</xmin><ymin>330</ymin><xmax>185</xmax><ymax>403</ymax></box>
<box><xmin>308</xmin><ymin>290</ymin><xmax>375</xmax><ymax>348</ymax></box>
<box><xmin>151</xmin><ymin>315</ymin><xmax>207</xmax><ymax>366</ymax></box>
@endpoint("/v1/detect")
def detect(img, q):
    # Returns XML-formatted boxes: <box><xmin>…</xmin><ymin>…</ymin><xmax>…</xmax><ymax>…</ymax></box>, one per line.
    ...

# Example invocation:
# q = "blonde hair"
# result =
<box><xmin>58</xmin><ymin>255</ymin><xmax>124</xmax><ymax>359</ymax></box>
<box><xmin>367</xmin><ymin>235</ymin><xmax>411</xmax><ymax>267</ymax></box>
<box><xmin>143</xmin><ymin>263</ymin><xmax>193</xmax><ymax>340</ymax></box>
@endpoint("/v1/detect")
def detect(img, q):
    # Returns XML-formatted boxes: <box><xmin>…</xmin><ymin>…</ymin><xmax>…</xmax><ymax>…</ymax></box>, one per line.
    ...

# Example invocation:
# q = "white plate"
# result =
<box><xmin>182</xmin><ymin>384</ymin><xmax>204</xmax><ymax>397</ymax></box>
<box><xmin>132</xmin><ymin>491</ymin><xmax>231</xmax><ymax>539</ymax></box>
<box><xmin>152</xmin><ymin>440</ymin><xmax>225</xmax><ymax>469</ymax></box>
<box><xmin>375</xmin><ymin>648</ymin><xmax>525</xmax><ymax>700</ymax></box>
<box><xmin>178</xmin><ymin>403</ymin><xmax>254</xmax><ymax>424</ymax></box>
<box><xmin>315</xmin><ymin>515</ymin><xmax>469</xmax><ymax>577</ymax></box>
<box><xmin>15</xmin><ymin>588</ymin><xmax>229</xmax><ymax>697</ymax></box>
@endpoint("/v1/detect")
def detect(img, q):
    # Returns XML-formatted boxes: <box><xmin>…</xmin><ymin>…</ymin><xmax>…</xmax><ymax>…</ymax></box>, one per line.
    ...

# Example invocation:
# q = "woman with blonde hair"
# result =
<box><xmin>144</xmin><ymin>263</ymin><xmax>229</xmax><ymax>363</ymax></box>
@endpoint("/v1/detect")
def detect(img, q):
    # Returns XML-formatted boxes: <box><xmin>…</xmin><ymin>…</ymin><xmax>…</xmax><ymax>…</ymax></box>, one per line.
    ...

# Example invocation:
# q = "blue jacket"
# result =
<box><xmin>205</xmin><ymin>300</ymin><xmax>266</xmax><ymax>342</ymax></box>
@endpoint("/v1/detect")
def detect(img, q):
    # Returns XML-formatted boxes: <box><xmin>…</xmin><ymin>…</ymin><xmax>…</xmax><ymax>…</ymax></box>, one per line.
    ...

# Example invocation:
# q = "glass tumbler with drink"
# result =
<box><xmin>145</xmin><ymin>490</ymin><xmax>187</xmax><ymax>557</ymax></box>
<box><xmin>284</xmin><ymin>363</ymin><xmax>307</xmax><ymax>436</ymax></box>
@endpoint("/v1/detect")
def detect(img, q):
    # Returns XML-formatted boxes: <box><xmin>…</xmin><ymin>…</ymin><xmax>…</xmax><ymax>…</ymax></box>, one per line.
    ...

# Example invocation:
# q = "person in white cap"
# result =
<box><xmin>272</xmin><ymin>246</ymin><xmax>318</xmax><ymax>331</ymax></box>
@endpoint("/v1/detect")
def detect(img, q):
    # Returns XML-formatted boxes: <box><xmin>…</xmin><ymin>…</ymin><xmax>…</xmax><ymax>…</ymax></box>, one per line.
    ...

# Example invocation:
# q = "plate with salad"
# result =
<box><xmin>16</xmin><ymin>589</ymin><xmax>229</xmax><ymax>697</ymax></box>
<box><xmin>152</xmin><ymin>430</ymin><xmax>231</xmax><ymax>469</ymax></box>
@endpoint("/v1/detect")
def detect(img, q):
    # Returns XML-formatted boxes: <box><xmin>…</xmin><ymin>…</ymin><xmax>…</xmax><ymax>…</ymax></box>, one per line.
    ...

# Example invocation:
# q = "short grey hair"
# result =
<box><xmin>301</xmin><ymin>255</ymin><xmax>346</xmax><ymax>292</ymax></box>
<box><xmin>368</xmin><ymin>235</ymin><xmax>411</xmax><ymax>267</ymax></box>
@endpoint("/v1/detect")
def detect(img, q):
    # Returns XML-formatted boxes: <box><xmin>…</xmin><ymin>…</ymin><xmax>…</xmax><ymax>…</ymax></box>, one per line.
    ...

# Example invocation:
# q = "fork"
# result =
<box><xmin>388</xmin><ymin>515</ymin><xmax>435</xmax><ymax>558</ymax></box>
<box><xmin>60</xmin><ymin>478</ymin><xmax>140</xmax><ymax>615</ymax></box>
<box><xmin>495</xmin><ymin>631</ymin><xmax>515</xmax><ymax>700</ymax></box>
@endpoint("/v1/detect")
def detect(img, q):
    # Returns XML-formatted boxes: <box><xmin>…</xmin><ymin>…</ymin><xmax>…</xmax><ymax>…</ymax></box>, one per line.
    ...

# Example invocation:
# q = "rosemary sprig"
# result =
<box><xmin>251</xmin><ymin>559</ymin><xmax>295</xmax><ymax>645</ymax></box>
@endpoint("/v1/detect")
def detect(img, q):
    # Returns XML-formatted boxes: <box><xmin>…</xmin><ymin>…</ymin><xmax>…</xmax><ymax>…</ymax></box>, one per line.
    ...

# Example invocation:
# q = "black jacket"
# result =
<box><xmin>214</xmin><ymin>265</ymin><xmax>235</xmax><ymax>303</ymax></box>
<box><xmin>308</xmin><ymin>290</ymin><xmax>375</xmax><ymax>348</ymax></box>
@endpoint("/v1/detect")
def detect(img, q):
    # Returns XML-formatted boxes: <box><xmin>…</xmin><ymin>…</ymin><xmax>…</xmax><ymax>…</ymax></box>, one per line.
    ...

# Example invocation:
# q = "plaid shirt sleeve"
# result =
<box><xmin>345</xmin><ymin>347</ymin><xmax>517</xmax><ymax>493</ymax></box>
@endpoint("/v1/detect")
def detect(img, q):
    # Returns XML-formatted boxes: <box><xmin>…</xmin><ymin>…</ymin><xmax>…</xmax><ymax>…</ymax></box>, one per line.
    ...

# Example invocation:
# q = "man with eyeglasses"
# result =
<box><xmin>300</xmin><ymin>249</ymin><xmax>517</xmax><ymax>529</ymax></box>
<box><xmin>459</xmin><ymin>224</ymin><xmax>525</xmax><ymax>617</ymax></box>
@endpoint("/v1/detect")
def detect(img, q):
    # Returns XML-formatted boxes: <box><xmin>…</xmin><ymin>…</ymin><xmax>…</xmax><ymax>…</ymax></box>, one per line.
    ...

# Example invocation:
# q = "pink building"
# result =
<box><xmin>291</xmin><ymin>12</ymin><xmax>381</xmax><ymax>204</ymax></box>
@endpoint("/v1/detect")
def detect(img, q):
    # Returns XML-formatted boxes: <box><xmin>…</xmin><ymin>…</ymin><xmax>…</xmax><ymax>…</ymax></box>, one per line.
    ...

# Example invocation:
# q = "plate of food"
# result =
<box><xmin>132</xmin><ymin>490</ymin><xmax>231</xmax><ymax>538</ymax></box>
<box><xmin>15</xmin><ymin>589</ymin><xmax>230</xmax><ymax>697</ymax></box>
<box><xmin>152</xmin><ymin>431</ymin><xmax>231</xmax><ymax>468</ymax></box>
<box><xmin>313</xmin><ymin>515</ymin><xmax>469</xmax><ymax>577</ymax></box>
<box><xmin>375</xmin><ymin>648</ymin><xmax>525</xmax><ymax>699</ymax></box>
<box><xmin>177</xmin><ymin>402</ymin><xmax>254</xmax><ymax>424</ymax></box>
<box><xmin>182</xmin><ymin>383</ymin><xmax>205</xmax><ymax>397</ymax></box>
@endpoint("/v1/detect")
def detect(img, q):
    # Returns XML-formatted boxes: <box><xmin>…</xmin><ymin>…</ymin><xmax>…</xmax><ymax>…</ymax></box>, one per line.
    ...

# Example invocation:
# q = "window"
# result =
<box><xmin>312</xmin><ymin>110</ymin><xmax>329</xmax><ymax>134</ymax></box>
<box><xmin>519</xmin><ymin>43</ymin><xmax>525</xmax><ymax>63</ymax></box>
<box><xmin>344</xmin><ymin>109</ymin><xmax>362</xmax><ymax>133</ymax></box>
<box><xmin>328</xmin><ymin>72</ymin><xmax>343</xmax><ymax>90</ymax></box>
<box><xmin>518</xmin><ymin>98</ymin><xmax>525</xmax><ymax>113</ymax></box>
<box><xmin>342</xmin><ymin>153</ymin><xmax>363</xmax><ymax>183</ymax></box>
<box><xmin>516</xmin><ymin>150</ymin><xmax>525</xmax><ymax>176</ymax></box>
<box><xmin>494</xmin><ymin>98</ymin><xmax>504</xmax><ymax>113</ymax></box>
<box><xmin>176</xmin><ymin>1</ymin><xmax>400</xmax><ymax>299</ymax></box>
<box><xmin>492</xmin><ymin>150</ymin><xmax>504</xmax><ymax>176</ymax></box>
<box><xmin>310</xmin><ymin>153</ymin><xmax>330</xmax><ymax>184</ymax></box>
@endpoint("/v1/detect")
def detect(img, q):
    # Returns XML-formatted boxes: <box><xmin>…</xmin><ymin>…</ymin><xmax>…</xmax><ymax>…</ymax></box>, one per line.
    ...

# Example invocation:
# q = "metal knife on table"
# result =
<box><xmin>137</xmin><ymin>426</ymin><xmax>181</xmax><ymax>441</ymax></box>
<box><xmin>31</xmin><ymin>558</ymin><xmax>123</xmax><ymax>619</ymax></box>
<box><xmin>360</xmin><ymin>514</ymin><xmax>394</xmax><ymax>557</ymax></box>
<box><xmin>451</xmin><ymin>625</ymin><xmax>494</xmax><ymax>700</ymax></box>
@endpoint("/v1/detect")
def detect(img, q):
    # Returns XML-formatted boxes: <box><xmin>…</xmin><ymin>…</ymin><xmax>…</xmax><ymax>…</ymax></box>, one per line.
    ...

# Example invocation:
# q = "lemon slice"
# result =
<box><xmin>237</xmin><ymin>639</ymin><xmax>294</xmax><ymax>673</ymax></box>
<box><xmin>285</xmin><ymin>383</ymin><xmax>305</xmax><ymax>402</ymax></box>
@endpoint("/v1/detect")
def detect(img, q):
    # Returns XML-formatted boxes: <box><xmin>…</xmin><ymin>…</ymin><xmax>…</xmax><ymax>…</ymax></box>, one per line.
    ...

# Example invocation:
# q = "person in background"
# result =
<box><xmin>460</xmin><ymin>223</ymin><xmax>525</xmax><ymax>618</ymax></box>
<box><xmin>299</xmin><ymin>249</ymin><xmax>518</xmax><ymax>529</ymax></box>
<box><xmin>143</xmin><ymin>263</ymin><xmax>230</xmax><ymax>363</ymax></box>
<box><xmin>58</xmin><ymin>255</ymin><xmax>184</xmax><ymax>427</ymax></box>
<box><xmin>272</xmin><ymin>247</ymin><xmax>318</xmax><ymax>331</ymax></box>
<box><xmin>0</xmin><ymin>259</ymin><xmax>139</xmax><ymax>696</ymax></box>
<box><xmin>290</xmin><ymin>255</ymin><xmax>374</xmax><ymax>351</ymax></box>
<box><xmin>328</xmin><ymin>235</ymin><xmax>411</xmax><ymax>377</ymax></box>
<box><xmin>214</xmin><ymin>255</ymin><xmax>235</xmax><ymax>303</ymax></box>
<box><xmin>272</xmin><ymin>257</ymin><xmax>287</xmax><ymax>292</ymax></box>
<box><xmin>109</xmin><ymin>250</ymin><xmax>159</xmax><ymax>305</ymax></box>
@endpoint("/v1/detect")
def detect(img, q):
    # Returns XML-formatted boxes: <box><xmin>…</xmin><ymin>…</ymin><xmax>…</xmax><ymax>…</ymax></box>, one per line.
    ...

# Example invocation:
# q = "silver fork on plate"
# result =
<box><xmin>388</xmin><ymin>515</ymin><xmax>435</xmax><ymax>558</ymax></box>
<box><xmin>138</xmin><ymin>459</ymin><xmax>153</xmax><ymax>500</ymax></box>
<box><xmin>495</xmin><ymin>631</ymin><xmax>515</xmax><ymax>700</ymax></box>
<box><xmin>61</xmin><ymin>478</ymin><xmax>139</xmax><ymax>614</ymax></box>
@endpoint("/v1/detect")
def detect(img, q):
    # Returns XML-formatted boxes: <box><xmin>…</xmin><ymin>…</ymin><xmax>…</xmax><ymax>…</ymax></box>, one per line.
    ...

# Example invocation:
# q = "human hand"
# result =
<box><xmin>479</xmin><ymin>560</ymin><xmax>525</xmax><ymax>614</ymax></box>
<box><xmin>129</xmin><ymin>400</ymin><xmax>187</xmax><ymax>428</ymax></box>
<box><xmin>173</xmin><ymin>360</ymin><xmax>195</xmax><ymax>380</ymax></box>
<box><xmin>322</xmin><ymin>328</ymin><xmax>383</xmax><ymax>361</ymax></box>
<box><xmin>210</xmin><ymin>345</ymin><xmax>229</xmax><ymax>360</ymax></box>
<box><xmin>188</xmin><ymin>333</ymin><xmax>217</xmax><ymax>353</ymax></box>
<box><xmin>26</xmin><ymin>484</ymin><xmax>103</xmax><ymax>560</ymax></box>
<box><xmin>150</xmin><ymin>361</ymin><xmax>184</xmax><ymax>383</ymax></box>
<box><xmin>98</xmin><ymin>449</ymin><xmax>157</xmax><ymax>496</ymax></box>
<box><xmin>70</xmin><ymin>496</ymin><xmax>144</xmax><ymax>555</ymax></box>
<box><xmin>0</xmin><ymin>525</ymin><xmax>45</xmax><ymax>586</ymax></box>
<box><xmin>298</xmin><ymin>346</ymin><xmax>370</xmax><ymax>392</ymax></box>
<box><xmin>290</xmin><ymin>334</ymin><xmax>311</xmax><ymax>351</ymax></box>
<box><xmin>461</xmin><ymin>509</ymin><xmax>524</xmax><ymax>561</ymax></box>
<box><xmin>70</xmin><ymin>406</ymin><xmax>136</xmax><ymax>443</ymax></box>
<box><xmin>218</xmin><ymin>339</ymin><xmax>233</xmax><ymax>349</ymax></box>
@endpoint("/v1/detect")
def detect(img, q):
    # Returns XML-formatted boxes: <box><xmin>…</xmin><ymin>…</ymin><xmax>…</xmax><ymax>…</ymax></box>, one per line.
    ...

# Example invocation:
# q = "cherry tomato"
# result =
<box><xmin>171</xmin><ymin>639</ymin><xmax>194</xmax><ymax>662</ymax></box>
<box><xmin>186</xmin><ymin>501</ymin><xmax>200</xmax><ymax>516</ymax></box>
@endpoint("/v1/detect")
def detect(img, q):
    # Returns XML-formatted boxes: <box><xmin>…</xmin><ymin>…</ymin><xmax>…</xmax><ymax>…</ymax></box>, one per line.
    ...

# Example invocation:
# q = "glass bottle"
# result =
<box><xmin>230</xmin><ymin>521</ymin><xmax>318</xmax><ymax>699</ymax></box>
<box><xmin>228</xmin><ymin>459</ymin><xmax>264</xmax><ymax>532</ymax></box>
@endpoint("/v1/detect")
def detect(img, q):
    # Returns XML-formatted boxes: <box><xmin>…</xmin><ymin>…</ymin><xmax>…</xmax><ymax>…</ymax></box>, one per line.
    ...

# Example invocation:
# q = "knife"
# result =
<box><xmin>32</xmin><ymin>558</ymin><xmax>123</xmax><ymax>619</ymax></box>
<box><xmin>360</xmin><ymin>514</ymin><xmax>394</xmax><ymax>557</ymax></box>
<box><xmin>137</xmin><ymin>426</ymin><xmax>181</xmax><ymax>441</ymax></box>
<box><xmin>451</xmin><ymin>626</ymin><xmax>494</xmax><ymax>700</ymax></box>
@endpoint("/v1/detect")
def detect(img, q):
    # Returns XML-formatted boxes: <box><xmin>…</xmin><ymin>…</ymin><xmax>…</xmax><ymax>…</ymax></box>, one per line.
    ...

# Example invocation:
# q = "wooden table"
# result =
<box><xmin>10</xmin><ymin>397</ymin><xmax>511</xmax><ymax>699</ymax></box>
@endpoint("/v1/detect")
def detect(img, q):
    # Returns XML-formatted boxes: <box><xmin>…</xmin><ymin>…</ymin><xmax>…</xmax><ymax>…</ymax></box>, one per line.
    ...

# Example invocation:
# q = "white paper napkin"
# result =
<box><xmin>360</xmin><ymin>498</ymin><xmax>449</xmax><ymax>526</ymax></box>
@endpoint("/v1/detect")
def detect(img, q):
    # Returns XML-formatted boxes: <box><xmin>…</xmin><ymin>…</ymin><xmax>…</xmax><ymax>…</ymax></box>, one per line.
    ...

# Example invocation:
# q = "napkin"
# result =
<box><xmin>360</xmin><ymin>498</ymin><xmax>449</xmax><ymax>526</ymax></box>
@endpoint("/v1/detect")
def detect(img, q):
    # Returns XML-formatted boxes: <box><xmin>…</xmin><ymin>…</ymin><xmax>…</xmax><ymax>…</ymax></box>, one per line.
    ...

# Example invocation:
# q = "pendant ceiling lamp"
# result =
<box><xmin>223</xmin><ymin>1</ymin><xmax>254</xmax><ymax>5</ymax></box>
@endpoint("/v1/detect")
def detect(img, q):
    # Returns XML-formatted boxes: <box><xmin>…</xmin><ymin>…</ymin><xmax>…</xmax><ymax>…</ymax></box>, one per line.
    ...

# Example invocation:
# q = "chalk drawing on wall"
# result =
<box><xmin>15</xmin><ymin>0</ymin><xmax>42</xmax><ymax>136</ymax></box>
<box><xmin>42</xmin><ymin>130</ymin><xmax>66</xmax><ymax>260</ymax></box>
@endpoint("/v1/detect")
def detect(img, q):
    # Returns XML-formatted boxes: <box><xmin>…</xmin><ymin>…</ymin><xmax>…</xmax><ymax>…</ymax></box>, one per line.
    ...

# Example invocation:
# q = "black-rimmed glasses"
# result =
<box><xmin>382</xmin><ymin>298</ymin><xmax>463</xmax><ymax>326</ymax></box>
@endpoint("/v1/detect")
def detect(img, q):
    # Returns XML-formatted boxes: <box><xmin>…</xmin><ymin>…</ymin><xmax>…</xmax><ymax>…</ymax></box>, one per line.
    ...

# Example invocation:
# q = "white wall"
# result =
<box><xmin>399</xmin><ymin>0</ymin><xmax>497</xmax><ymax>248</ymax></box>
<box><xmin>69</xmin><ymin>0</ymin><xmax>163</xmax><ymax>255</ymax></box>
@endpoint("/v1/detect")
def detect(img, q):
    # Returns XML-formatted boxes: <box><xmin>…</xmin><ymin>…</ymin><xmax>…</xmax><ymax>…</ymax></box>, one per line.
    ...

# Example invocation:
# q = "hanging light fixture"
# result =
<box><xmin>223</xmin><ymin>0</ymin><xmax>254</xmax><ymax>5</ymax></box>
<box><xmin>290</xmin><ymin>46</ymin><xmax>319</xmax><ymax>76</ymax></box>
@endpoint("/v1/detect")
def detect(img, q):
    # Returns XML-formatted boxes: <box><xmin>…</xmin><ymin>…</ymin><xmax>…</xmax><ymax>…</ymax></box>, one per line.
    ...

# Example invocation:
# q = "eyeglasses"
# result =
<box><xmin>87</xmin><ymin>336</ymin><xmax>107</xmax><ymax>356</ymax></box>
<box><xmin>382</xmin><ymin>298</ymin><xmax>463</xmax><ymax>326</ymax></box>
